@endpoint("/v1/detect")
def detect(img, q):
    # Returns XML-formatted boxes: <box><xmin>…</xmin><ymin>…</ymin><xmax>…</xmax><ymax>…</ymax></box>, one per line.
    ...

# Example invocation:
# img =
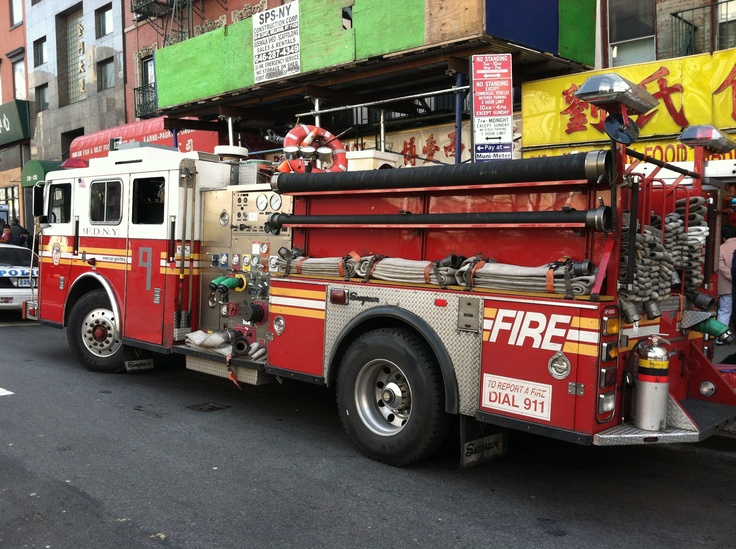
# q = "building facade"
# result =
<box><xmin>25</xmin><ymin>0</ymin><xmax>126</xmax><ymax>161</ymax></box>
<box><xmin>0</xmin><ymin>0</ymin><xmax>30</xmax><ymax>225</ymax></box>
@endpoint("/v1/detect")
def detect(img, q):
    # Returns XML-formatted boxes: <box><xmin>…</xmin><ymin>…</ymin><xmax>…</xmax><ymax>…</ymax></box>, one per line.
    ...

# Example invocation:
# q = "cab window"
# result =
<box><xmin>49</xmin><ymin>183</ymin><xmax>72</xmax><ymax>224</ymax></box>
<box><xmin>90</xmin><ymin>180</ymin><xmax>122</xmax><ymax>223</ymax></box>
<box><xmin>132</xmin><ymin>177</ymin><xmax>165</xmax><ymax>225</ymax></box>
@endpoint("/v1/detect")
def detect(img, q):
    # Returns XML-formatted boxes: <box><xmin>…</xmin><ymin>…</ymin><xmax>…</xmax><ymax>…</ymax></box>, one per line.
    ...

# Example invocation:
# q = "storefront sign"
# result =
<box><xmin>0</xmin><ymin>100</ymin><xmax>30</xmax><ymax>147</ymax></box>
<box><xmin>522</xmin><ymin>50</ymin><xmax>736</xmax><ymax>156</ymax></box>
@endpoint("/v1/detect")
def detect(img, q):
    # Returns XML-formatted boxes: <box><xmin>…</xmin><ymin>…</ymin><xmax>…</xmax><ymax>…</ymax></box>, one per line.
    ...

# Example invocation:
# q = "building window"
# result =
<box><xmin>141</xmin><ymin>56</ymin><xmax>155</xmax><ymax>86</ymax></box>
<box><xmin>608</xmin><ymin>0</ymin><xmax>655</xmax><ymax>67</ymax></box>
<box><xmin>10</xmin><ymin>0</ymin><xmax>22</xmax><ymax>26</ymax></box>
<box><xmin>33</xmin><ymin>37</ymin><xmax>47</xmax><ymax>67</ymax></box>
<box><xmin>36</xmin><ymin>84</ymin><xmax>49</xmax><ymax>111</ymax></box>
<box><xmin>90</xmin><ymin>180</ymin><xmax>122</xmax><ymax>223</ymax></box>
<box><xmin>96</xmin><ymin>4</ymin><xmax>113</xmax><ymax>38</ymax></box>
<box><xmin>12</xmin><ymin>60</ymin><xmax>26</xmax><ymax>100</ymax></box>
<box><xmin>98</xmin><ymin>58</ymin><xmax>115</xmax><ymax>90</ymax></box>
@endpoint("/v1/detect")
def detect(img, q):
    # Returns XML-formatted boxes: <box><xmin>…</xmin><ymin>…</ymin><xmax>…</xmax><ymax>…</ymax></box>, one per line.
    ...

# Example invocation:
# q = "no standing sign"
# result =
<box><xmin>472</xmin><ymin>54</ymin><xmax>513</xmax><ymax>162</ymax></box>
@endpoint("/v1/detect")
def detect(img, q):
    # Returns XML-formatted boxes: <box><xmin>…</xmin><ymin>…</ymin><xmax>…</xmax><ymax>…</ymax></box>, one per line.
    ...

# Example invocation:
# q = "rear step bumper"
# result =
<box><xmin>594</xmin><ymin>397</ymin><xmax>736</xmax><ymax>445</ymax></box>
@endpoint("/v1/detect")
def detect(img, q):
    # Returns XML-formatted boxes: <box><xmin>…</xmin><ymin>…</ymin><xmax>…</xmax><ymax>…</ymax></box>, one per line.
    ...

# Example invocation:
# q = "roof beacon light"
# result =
<box><xmin>574</xmin><ymin>74</ymin><xmax>659</xmax><ymax>115</ymax></box>
<box><xmin>677</xmin><ymin>125</ymin><xmax>736</xmax><ymax>153</ymax></box>
<box><xmin>574</xmin><ymin>74</ymin><xmax>659</xmax><ymax>146</ymax></box>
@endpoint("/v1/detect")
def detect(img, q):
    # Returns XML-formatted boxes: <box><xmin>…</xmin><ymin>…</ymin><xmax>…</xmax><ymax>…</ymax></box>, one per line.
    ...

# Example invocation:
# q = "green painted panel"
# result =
<box><xmin>354</xmin><ymin>0</ymin><xmax>425</xmax><ymax>59</ymax></box>
<box><xmin>300</xmin><ymin>0</ymin><xmax>355</xmax><ymax>73</ymax></box>
<box><xmin>156</xmin><ymin>21</ymin><xmax>255</xmax><ymax>108</ymax></box>
<box><xmin>558</xmin><ymin>0</ymin><xmax>595</xmax><ymax>66</ymax></box>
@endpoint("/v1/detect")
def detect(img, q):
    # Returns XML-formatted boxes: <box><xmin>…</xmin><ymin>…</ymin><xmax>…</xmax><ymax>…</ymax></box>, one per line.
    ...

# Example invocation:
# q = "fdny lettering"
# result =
<box><xmin>82</xmin><ymin>227</ymin><xmax>119</xmax><ymax>236</ymax></box>
<box><xmin>488</xmin><ymin>309</ymin><xmax>571</xmax><ymax>351</ymax></box>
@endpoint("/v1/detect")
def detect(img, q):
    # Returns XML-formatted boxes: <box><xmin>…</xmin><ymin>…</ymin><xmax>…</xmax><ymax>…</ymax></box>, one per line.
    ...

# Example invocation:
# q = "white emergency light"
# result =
<box><xmin>574</xmin><ymin>74</ymin><xmax>659</xmax><ymax>145</ymax></box>
<box><xmin>574</xmin><ymin>74</ymin><xmax>659</xmax><ymax>115</ymax></box>
<box><xmin>677</xmin><ymin>124</ymin><xmax>736</xmax><ymax>154</ymax></box>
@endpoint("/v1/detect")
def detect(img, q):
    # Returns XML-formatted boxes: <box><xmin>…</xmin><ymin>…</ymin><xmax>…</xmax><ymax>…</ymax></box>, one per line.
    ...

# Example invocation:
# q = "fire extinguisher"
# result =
<box><xmin>632</xmin><ymin>335</ymin><xmax>670</xmax><ymax>431</ymax></box>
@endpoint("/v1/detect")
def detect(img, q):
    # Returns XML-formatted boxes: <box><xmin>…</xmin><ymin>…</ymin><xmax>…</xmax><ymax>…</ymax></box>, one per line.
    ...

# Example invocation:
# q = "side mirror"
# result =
<box><xmin>32</xmin><ymin>183</ymin><xmax>45</xmax><ymax>217</ymax></box>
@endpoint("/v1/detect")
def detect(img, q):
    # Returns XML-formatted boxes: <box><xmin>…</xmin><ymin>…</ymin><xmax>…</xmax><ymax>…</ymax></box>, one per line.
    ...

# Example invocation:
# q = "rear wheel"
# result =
<box><xmin>67</xmin><ymin>289</ymin><xmax>124</xmax><ymax>373</ymax></box>
<box><xmin>336</xmin><ymin>328</ymin><xmax>450</xmax><ymax>466</ymax></box>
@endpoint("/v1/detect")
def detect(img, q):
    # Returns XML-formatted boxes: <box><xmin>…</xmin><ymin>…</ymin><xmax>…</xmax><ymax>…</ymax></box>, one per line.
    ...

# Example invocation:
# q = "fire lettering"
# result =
<box><xmin>487</xmin><ymin>309</ymin><xmax>572</xmax><ymax>351</ymax></box>
<box><xmin>714</xmin><ymin>63</ymin><xmax>736</xmax><ymax>122</ymax></box>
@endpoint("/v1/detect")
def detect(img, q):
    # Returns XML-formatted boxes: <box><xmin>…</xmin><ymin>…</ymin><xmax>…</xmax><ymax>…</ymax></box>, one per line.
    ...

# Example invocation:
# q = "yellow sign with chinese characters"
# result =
<box><xmin>522</xmin><ymin>49</ymin><xmax>736</xmax><ymax>159</ymax></box>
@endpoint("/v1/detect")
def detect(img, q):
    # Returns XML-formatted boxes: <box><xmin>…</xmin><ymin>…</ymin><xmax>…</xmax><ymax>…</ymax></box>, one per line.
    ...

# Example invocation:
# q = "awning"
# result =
<box><xmin>69</xmin><ymin>116</ymin><xmax>220</xmax><ymax>160</ymax></box>
<box><xmin>20</xmin><ymin>160</ymin><xmax>62</xmax><ymax>188</ymax></box>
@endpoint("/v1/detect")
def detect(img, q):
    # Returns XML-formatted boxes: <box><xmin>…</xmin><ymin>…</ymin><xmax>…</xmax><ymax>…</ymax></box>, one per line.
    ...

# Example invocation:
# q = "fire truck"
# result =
<box><xmin>26</xmin><ymin>75</ymin><xmax>736</xmax><ymax>466</ymax></box>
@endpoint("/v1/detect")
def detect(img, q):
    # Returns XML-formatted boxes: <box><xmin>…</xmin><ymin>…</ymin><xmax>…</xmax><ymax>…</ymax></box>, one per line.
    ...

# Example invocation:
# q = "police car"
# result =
<box><xmin>0</xmin><ymin>243</ymin><xmax>38</xmax><ymax>310</ymax></box>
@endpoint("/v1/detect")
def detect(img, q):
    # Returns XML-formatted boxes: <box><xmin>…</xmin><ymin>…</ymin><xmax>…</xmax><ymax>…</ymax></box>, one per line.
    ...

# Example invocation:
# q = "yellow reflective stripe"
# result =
<box><xmin>270</xmin><ymin>304</ymin><xmax>326</xmax><ymax>320</ymax></box>
<box><xmin>270</xmin><ymin>286</ymin><xmax>325</xmax><ymax>300</ymax></box>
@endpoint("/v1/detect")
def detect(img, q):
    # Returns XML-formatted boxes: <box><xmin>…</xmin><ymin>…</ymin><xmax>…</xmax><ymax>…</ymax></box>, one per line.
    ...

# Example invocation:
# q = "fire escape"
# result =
<box><xmin>131</xmin><ymin>0</ymin><xmax>210</xmax><ymax>118</ymax></box>
<box><xmin>671</xmin><ymin>1</ymin><xmax>736</xmax><ymax>57</ymax></box>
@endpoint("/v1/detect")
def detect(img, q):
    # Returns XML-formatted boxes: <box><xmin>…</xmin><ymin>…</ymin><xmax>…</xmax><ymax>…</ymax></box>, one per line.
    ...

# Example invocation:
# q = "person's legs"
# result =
<box><xmin>718</xmin><ymin>293</ymin><xmax>733</xmax><ymax>326</ymax></box>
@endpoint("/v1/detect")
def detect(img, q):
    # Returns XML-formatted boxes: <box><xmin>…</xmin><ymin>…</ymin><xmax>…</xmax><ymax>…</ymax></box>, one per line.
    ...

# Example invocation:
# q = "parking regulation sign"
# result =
<box><xmin>471</xmin><ymin>54</ymin><xmax>513</xmax><ymax>162</ymax></box>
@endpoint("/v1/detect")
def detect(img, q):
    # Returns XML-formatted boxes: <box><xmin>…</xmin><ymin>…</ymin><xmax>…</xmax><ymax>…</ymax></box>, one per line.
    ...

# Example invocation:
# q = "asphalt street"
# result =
<box><xmin>1</xmin><ymin>312</ymin><xmax>736</xmax><ymax>548</ymax></box>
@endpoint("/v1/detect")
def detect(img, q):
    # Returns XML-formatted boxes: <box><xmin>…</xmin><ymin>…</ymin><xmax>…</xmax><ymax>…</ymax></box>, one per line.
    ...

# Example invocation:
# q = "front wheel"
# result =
<box><xmin>336</xmin><ymin>328</ymin><xmax>450</xmax><ymax>466</ymax></box>
<box><xmin>67</xmin><ymin>289</ymin><xmax>124</xmax><ymax>373</ymax></box>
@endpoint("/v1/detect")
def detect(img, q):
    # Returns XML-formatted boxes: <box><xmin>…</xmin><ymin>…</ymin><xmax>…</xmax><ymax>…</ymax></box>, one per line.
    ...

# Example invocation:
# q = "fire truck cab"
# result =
<box><xmin>28</xmin><ymin>86</ymin><xmax>736</xmax><ymax>466</ymax></box>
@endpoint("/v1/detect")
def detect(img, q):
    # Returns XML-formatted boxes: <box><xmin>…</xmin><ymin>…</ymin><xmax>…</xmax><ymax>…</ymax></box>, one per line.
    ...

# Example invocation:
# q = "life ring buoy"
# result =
<box><xmin>277</xmin><ymin>124</ymin><xmax>348</xmax><ymax>174</ymax></box>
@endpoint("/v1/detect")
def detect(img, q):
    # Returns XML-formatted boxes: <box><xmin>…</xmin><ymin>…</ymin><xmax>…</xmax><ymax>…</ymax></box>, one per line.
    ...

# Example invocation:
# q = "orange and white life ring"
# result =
<box><xmin>277</xmin><ymin>124</ymin><xmax>348</xmax><ymax>174</ymax></box>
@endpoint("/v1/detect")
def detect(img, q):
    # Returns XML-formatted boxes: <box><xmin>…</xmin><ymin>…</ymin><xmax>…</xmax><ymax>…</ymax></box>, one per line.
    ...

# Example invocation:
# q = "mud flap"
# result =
<box><xmin>123</xmin><ymin>345</ymin><xmax>155</xmax><ymax>372</ymax></box>
<box><xmin>459</xmin><ymin>415</ymin><xmax>507</xmax><ymax>467</ymax></box>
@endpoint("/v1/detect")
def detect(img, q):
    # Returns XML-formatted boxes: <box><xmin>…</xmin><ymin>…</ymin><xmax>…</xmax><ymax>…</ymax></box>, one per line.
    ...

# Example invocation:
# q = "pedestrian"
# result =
<box><xmin>1</xmin><ymin>224</ymin><xmax>16</xmax><ymax>244</ymax></box>
<box><xmin>17</xmin><ymin>229</ymin><xmax>31</xmax><ymax>248</ymax></box>
<box><xmin>9</xmin><ymin>217</ymin><xmax>24</xmax><ymax>241</ymax></box>
<box><xmin>721</xmin><ymin>225</ymin><xmax>736</xmax><ymax>334</ymax></box>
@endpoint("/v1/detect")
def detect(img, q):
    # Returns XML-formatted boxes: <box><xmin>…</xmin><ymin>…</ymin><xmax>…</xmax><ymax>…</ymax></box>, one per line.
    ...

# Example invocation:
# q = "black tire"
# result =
<box><xmin>67</xmin><ymin>289</ymin><xmax>124</xmax><ymax>373</ymax></box>
<box><xmin>336</xmin><ymin>328</ymin><xmax>451</xmax><ymax>466</ymax></box>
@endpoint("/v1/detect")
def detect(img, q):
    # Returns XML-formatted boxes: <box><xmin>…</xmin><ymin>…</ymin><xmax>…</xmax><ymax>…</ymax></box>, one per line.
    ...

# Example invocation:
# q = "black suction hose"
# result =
<box><xmin>267</xmin><ymin>206</ymin><xmax>612</xmax><ymax>232</ymax></box>
<box><xmin>272</xmin><ymin>150</ymin><xmax>610</xmax><ymax>193</ymax></box>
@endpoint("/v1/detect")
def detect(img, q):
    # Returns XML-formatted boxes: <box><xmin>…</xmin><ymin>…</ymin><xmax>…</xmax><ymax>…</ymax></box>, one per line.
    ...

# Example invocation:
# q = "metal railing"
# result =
<box><xmin>134</xmin><ymin>83</ymin><xmax>157</xmax><ymax>119</ymax></box>
<box><xmin>671</xmin><ymin>1</ymin><xmax>736</xmax><ymax>57</ymax></box>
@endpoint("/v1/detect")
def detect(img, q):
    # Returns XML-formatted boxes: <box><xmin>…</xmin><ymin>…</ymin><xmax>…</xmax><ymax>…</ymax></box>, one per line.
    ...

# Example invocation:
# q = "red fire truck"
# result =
<box><xmin>26</xmin><ymin>76</ymin><xmax>736</xmax><ymax>466</ymax></box>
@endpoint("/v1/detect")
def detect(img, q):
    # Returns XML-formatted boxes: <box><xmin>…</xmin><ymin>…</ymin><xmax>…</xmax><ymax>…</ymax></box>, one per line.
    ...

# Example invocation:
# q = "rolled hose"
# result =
<box><xmin>272</xmin><ymin>150</ymin><xmax>610</xmax><ymax>193</ymax></box>
<box><xmin>267</xmin><ymin>206</ymin><xmax>612</xmax><ymax>232</ymax></box>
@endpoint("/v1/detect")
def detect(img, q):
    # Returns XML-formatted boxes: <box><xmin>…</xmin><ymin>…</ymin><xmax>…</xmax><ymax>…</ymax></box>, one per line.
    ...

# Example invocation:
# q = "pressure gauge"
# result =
<box><xmin>269</xmin><ymin>194</ymin><xmax>282</xmax><ymax>210</ymax></box>
<box><xmin>231</xmin><ymin>254</ymin><xmax>240</xmax><ymax>267</ymax></box>
<box><xmin>242</xmin><ymin>254</ymin><xmax>251</xmax><ymax>267</ymax></box>
<box><xmin>260</xmin><ymin>243</ymin><xmax>269</xmax><ymax>254</ymax></box>
<box><xmin>256</xmin><ymin>194</ymin><xmax>269</xmax><ymax>211</ymax></box>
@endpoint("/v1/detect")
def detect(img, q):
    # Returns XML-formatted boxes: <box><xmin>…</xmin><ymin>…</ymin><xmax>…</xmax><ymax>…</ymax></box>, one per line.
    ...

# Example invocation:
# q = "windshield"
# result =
<box><xmin>0</xmin><ymin>245</ymin><xmax>35</xmax><ymax>268</ymax></box>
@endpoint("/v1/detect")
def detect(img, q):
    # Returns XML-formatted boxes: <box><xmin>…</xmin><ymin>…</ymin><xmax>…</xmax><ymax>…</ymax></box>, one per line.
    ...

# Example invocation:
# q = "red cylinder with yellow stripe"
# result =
<box><xmin>633</xmin><ymin>337</ymin><xmax>670</xmax><ymax>431</ymax></box>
